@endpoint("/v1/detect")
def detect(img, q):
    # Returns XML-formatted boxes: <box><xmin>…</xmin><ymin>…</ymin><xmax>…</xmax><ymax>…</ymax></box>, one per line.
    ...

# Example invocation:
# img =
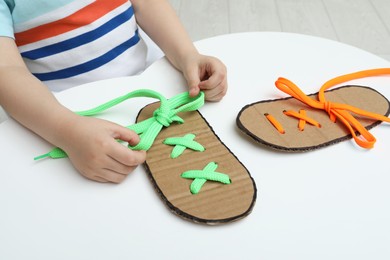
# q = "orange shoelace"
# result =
<box><xmin>264</xmin><ymin>113</ymin><xmax>285</xmax><ymax>134</ymax></box>
<box><xmin>274</xmin><ymin>68</ymin><xmax>390</xmax><ymax>149</ymax></box>
<box><xmin>283</xmin><ymin>109</ymin><xmax>322</xmax><ymax>131</ymax></box>
<box><xmin>265</xmin><ymin>109</ymin><xmax>321</xmax><ymax>133</ymax></box>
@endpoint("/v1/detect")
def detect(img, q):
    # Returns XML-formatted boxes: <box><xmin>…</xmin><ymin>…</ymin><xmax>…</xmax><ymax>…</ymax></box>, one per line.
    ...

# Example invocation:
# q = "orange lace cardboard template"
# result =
<box><xmin>137</xmin><ymin>102</ymin><xmax>257</xmax><ymax>225</ymax></box>
<box><xmin>237</xmin><ymin>85</ymin><xmax>390</xmax><ymax>152</ymax></box>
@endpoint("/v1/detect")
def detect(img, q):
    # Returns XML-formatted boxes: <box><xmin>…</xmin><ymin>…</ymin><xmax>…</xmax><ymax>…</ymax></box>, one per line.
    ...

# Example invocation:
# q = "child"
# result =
<box><xmin>0</xmin><ymin>0</ymin><xmax>228</xmax><ymax>183</ymax></box>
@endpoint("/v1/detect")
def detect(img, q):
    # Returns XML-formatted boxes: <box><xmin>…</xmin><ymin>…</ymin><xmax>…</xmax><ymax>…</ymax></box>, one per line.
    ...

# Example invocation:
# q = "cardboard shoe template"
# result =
<box><xmin>136</xmin><ymin>101</ymin><xmax>257</xmax><ymax>225</ymax></box>
<box><xmin>237</xmin><ymin>68</ymin><xmax>390</xmax><ymax>152</ymax></box>
<box><xmin>35</xmin><ymin>89</ymin><xmax>257</xmax><ymax>225</ymax></box>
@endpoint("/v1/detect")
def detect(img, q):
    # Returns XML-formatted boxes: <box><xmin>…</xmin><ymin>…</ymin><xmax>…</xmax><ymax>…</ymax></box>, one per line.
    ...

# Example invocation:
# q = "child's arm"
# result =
<box><xmin>132</xmin><ymin>0</ymin><xmax>228</xmax><ymax>101</ymax></box>
<box><xmin>0</xmin><ymin>37</ymin><xmax>146</xmax><ymax>183</ymax></box>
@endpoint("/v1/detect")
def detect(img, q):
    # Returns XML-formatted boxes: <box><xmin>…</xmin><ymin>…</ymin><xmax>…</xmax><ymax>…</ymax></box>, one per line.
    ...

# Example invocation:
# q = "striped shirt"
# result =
<box><xmin>0</xmin><ymin>0</ymin><xmax>147</xmax><ymax>91</ymax></box>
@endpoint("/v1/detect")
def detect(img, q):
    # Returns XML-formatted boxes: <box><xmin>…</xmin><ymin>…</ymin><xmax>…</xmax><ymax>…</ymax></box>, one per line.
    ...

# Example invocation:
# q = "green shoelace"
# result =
<box><xmin>181</xmin><ymin>162</ymin><xmax>231</xmax><ymax>194</ymax></box>
<box><xmin>34</xmin><ymin>89</ymin><xmax>205</xmax><ymax>160</ymax></box>
<box><xmin>163</xmin><ymin>134</ymin><xmax>205</xmax><ymax>158</ymax></box>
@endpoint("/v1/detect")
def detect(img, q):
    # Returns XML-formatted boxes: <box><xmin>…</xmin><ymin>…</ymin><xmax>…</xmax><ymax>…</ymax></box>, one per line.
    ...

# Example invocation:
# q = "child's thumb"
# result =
<box><xmin>186</xmin><ymin>72</ymin><xmax>201</xmax><ymax>97</ymax></box>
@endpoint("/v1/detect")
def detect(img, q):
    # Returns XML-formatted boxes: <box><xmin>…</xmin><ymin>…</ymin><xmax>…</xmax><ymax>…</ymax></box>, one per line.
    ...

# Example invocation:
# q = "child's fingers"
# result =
<box><xmin>81</xmin><ymin>153</ymin><xmax>139</xmax><ymax>183</ymax></box>
<box><xmin>108</xmin><ymin>139</ymin><xmax>146</xmax><ymax>167</ymax></box>
<box><xmin>92</xmin><ymin>176</ymin><xmax>109</xmax><ymax>183</ymax></box>
<box><xmin>106</xmin><ymin>151</ymin><xmax>142</xmax><ymax>172</ymax></box>
<box><xmin>199</xmin><ymin>70</ymin><xmax>224</xmax><ymax>89</ymax></box>
<box><xmin>94</xmin><ymin>169</ymin><xmax>128</xmax><ymax>183</ymax></box>
<box><xmin>199</xmin><ymin>77</ymin><xmax>228</xmax><ymax>101</ymax></box>
<box><xmin>113</xmin><ymin>125</ymin><xmax>141</xmax><ymax>146</ymax></box>
<box><xmin>110</xmin><ymin>125</ymin><xmax>147</xmax><ymax>165</ymax></box>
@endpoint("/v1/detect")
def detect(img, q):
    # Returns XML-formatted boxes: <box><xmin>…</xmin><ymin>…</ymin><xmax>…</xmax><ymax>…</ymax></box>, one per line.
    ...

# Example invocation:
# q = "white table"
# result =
<box><xmin>1</xmin><ymin>32</ymin><xmax>389</xmax><ymax>260</ymax></box>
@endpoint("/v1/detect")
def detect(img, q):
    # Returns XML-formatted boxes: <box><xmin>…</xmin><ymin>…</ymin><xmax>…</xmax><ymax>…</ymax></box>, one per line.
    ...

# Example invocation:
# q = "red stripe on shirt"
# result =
<box><xmin>15</xmin><ymin>0</ymin><xmax>129</xmax><ymax>46</ymax></box>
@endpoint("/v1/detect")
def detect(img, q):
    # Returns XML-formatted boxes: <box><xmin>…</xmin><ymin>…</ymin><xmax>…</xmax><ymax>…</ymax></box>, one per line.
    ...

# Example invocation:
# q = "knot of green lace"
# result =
<box><xmin>34</xmin><ymin>89</ymin><xmax>205</xmax><ymax>160</ymax></box>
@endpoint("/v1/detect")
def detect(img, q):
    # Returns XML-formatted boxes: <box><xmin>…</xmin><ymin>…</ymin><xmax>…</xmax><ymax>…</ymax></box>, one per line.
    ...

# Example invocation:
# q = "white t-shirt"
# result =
<box><xmin>0</xmin><ymin>0</ymin><xmax>147</xmax><ymax>91</ymax></box>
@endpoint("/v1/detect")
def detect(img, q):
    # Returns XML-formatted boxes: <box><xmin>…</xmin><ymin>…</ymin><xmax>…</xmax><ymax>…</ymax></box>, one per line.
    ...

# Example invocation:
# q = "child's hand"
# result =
<box><xmin>132</xmin><ymin>0</ymin><xmax>227</xmax><ymax>101</ymax></box>
<box><xmin>181</xmin><ymin>54</ymin><xmax>228</xmax><ymax>101</ymax></box>
<box><xmin>61</xmin><ymin>116</ymin><xmax>146</xmax><ymax>183</ymax></box>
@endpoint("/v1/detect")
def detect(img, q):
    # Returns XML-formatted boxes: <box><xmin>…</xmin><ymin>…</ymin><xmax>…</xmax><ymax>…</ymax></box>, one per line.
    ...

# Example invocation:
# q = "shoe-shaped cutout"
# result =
<box><xmin>137</xmin><ymin>102</ymin><xmax>257</xmax><ymax>225</ymax></box>
<box><xmin>237</xmin><ymin>85</ymin><xmax>390</xmax><ymax>152</ymax></box>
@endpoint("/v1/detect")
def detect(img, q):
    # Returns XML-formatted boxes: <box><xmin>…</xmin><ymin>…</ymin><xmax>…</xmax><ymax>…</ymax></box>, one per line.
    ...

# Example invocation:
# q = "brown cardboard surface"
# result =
<box><xmin>237</xmin><ymin>85</ymin><xmax>390</xmax><ymax>151</ymax></box>
<box><xmin>136</xmin><ymin>102</ymin><xmax>257</xmax><ymax>225</ymax></box>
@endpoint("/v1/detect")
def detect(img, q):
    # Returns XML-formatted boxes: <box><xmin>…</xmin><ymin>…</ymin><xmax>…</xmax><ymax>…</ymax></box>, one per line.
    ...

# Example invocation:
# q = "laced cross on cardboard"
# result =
<box><xmin>265</xmin><ymin>109</ymin><xmax>321</xmax><ymax>134</ymax></box>
<box><xmin>181</xmin><ymin>162</ymin><xmax>231</xmax><ymax>194</ymax></box>
<box><xmin>163</xmin><ymin>133</ymin><xmax>205</xmax><ymax>158</ymax></box>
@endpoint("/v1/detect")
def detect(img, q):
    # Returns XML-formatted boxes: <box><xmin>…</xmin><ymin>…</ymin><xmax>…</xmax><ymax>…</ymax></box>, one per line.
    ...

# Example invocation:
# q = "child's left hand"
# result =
<box><xmin>181</xmin><ymin>54</ymin><xmax>228</xmax><ymax>102</ymax></box>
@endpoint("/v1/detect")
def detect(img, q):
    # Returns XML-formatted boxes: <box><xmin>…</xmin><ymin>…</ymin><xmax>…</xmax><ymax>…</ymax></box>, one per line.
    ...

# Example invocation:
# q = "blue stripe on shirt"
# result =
<box><xmin>21</xmin><ymin>6</ymin><xmax>134</xmax><ymax>60</ymax></box>
<box><xmin>33</xmin><ymin>29</ymin><xmax>140</xmax><ymax>81</ymax></box>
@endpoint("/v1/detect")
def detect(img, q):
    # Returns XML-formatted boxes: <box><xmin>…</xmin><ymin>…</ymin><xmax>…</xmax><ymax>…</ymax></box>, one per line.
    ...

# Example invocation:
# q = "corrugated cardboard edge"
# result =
<box><xmin>236</xmin><ymin>85</ymin><xmax>390</xmax><ymax>152</ymax></box>
<box><xmin>136</xmin><ymin>103</ymin><xmax>257</xmax><ymax>225</ymax></box>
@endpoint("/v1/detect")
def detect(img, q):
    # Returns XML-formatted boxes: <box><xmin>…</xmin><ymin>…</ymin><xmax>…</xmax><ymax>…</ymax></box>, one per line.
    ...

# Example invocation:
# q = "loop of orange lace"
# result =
<box><xmin>275</xmin><ymin>68</ymin><xmax>390</xmax><ymax>149</ymax></box>
<box><xmin>323</xmin><ymin>101</ymin><xmax>337</xmax><ymax>122</ymax></box>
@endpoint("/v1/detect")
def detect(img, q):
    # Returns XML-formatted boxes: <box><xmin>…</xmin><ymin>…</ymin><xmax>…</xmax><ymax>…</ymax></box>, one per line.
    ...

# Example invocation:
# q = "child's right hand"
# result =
<box><xmin>0</xmin><ymin>37</ymin><xmax>146</xmax><ymax>184</ymax></box>
<box><xmin>60</xmin><ymin>115</ymin><xmax>146</xmax><ymax>183</ymax></box>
